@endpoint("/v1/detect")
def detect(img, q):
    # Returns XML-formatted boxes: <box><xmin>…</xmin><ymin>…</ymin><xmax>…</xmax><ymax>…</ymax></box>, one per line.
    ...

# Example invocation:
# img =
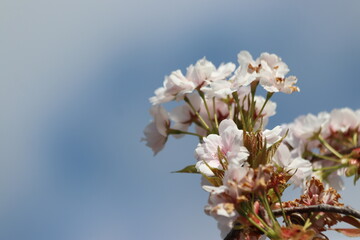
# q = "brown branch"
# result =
<box><xmin>272</xmin><ymin>204</ymin><xmax>360</xmax><ymax>219</ymax></box>
<box><xmin>224</xmin><ymin>204</ymin><xmax>360</xmax><ymax>240</ymax></box>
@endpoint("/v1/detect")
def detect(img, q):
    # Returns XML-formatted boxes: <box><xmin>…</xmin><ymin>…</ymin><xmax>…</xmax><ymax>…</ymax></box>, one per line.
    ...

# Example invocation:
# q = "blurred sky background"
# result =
<box><xmin>1</xmin><ymin>0</ymin><xmax>360</xmax><ymax>239</ymax></box>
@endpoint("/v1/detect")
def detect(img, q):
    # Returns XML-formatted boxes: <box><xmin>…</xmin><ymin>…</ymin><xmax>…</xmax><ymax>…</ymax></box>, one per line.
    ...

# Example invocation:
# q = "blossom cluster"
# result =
<box><xmin>143</xmin><ymin>51</ymin><xmax>297</xmax><ymax>154</ymax></box>
<box><xmin>283</xmin><ymin>108</ymin><xmax>360</xmax><ymax>189</ymax></box>
<box><xmin>143</xmin><ymin>51</ymin><xmax>360</xmax><ymax>240</ymax></box>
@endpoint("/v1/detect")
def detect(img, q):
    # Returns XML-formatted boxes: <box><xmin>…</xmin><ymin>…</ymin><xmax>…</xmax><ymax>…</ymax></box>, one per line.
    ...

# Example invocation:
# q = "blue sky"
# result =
<box><xmin>1</xmin><ymin>0</ymin><xmax>360</xmax><ymax>239</ymax></box>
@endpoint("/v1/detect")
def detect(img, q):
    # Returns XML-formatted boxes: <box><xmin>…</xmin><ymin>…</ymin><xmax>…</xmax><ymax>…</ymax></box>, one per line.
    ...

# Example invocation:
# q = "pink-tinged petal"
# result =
<box><xmin>195</xmin><ymin>119</ymin><xmax>249</xmax><ymax>176</ymax></box>
<box><xmin>230</xmin><ymin>51</ymin><xmax>259</xmax><ymax>87</ymax></box>
<box><xmin>142</xmin><ymin>105</ymin><xmax>170</xmax><ymax>155</ymax></box>
<box><xmin>287</xmin><ymin>157</ymin><xmax>312</xmax><ymax>186</ymax></box>
<box><xmin>165</xmin><ymin>70</ymin><xmax>195</xmax><ymax>97</ymax></box>
<box><xmin>210</xmin><ymin>62</ymin><xmax>236</xmax><ymax>81</ymax></box>
<box><xmin>150</xmin><ymin>69</ymin><xmax>196</xmax><ymax>104</ymax></box>
<box><xmin>201</xmin><ymin>80</ymin><xmax>235</xmax><ymax>99</ymax></box>
<box><xmin>232</xmin><ymin>67</ymin><xmax>258</xmax><ymax>87</ymax></box>
<box><xmin>328</xmin><ymin>108</ymin><xmax>360</xmax><ymax>132</ymax></box>
<box><xmin>149</xmin><ymin>87</ymin><xmax>173</xmax><ymax>105</ymax></box>
<box><xmin>256</xmin><ymin>53</ymin><xmax>299</xmax><ymax>94</ymax></box>
<box><xmin>258</xmin><ymin>52</ymin><xmax>289</xmax><ymax>76</ymax></box>
<box><xmin>272</xmin><ymin>143</ymin><xmax>292</xmax><ymax>166</ymax></box>
<box><xmin>238</xmin><ymin>50</ymin><xmax>256</xmax><ymax>67</ymax></box>
<box><xmin>150</xmin><ymin>105</ymin><xmax>170</xmax><ymax>137</ymax></box>
<box><xmin>263</xmin><ymin>125</ymin><xmax>282</xmax><ymax>146</ymax></box>
<box><xmin>186</xmin><ymin>57</ymin><xmax>216</xmax><ymax>87</ymax></box>
<box><xmin>142</xmin><ymin>121</ymin><xmax>167</xmax><ymax>155</ymax></box>
<box><xmin>218</xmin><ymin>119</ymin><xmax>238</xmax><ymax>135</ymax></box>
<box><xmin>170</xmin><ymin>105</ymin><xmax>190</xmax><ymax>123</ymax></box>
<box><xmin>223</xmin><ymin>165</ymin><xmax>249</xmax><ymax>183</ymax></box>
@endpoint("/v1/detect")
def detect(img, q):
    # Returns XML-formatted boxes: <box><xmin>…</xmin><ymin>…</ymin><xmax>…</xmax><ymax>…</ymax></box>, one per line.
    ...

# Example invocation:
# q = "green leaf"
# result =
<box><xmin>172</xmin><ymin>164</ymin><xmax>199</xmax><ymax>174</ymax></box>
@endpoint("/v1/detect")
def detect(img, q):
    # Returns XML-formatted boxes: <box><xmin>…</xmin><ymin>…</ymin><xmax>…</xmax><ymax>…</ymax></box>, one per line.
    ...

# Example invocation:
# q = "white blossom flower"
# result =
<box><xmin>195</xmin><ymin>119</ymin><xmax>249</xmax><ymax>176</ymax></box>
<box><xmin>258</xmin><ymin>53</ymin><xmax>290</xmax><ymax>93</ymax></box>
<box><xmin>150</xmin><ymin>70</ymin><xmax>195</xmax><ymax>104</ymax></box>
<box><xmin>326</xmin><ymin>108</ymin><xmax>360</xmax><ymax>133</ymax></box>
<box><xmin>291</xmin><ymin>112</ymin><xmax>330</xmax><ymax>141</ymax></box>
<box><xmin>231</xmin><ymin>51</ymin><xmax>259</xmax><ymax>87</ymax></box>
<box><xmin>232</xmin><ymin>51</ymin><xmax>299</xmax><ymax>94</ymax></box>
<box><xmin>258</xmin><ymin>52</ymin><xmax>289</xmax><ymax>77</ymax></box>
<box><xmin>185</xmin><ymin>57</ymin><xmax>216</xmax><ymax>87</ymax></box>
<box><xmin>272</xmin><ymin>143</ymin><xmax>312</xmax><ymax>186</ymax></box>
<box><xmin>263</xmin><ymin>125</ymin><xmax>283</xmax><ymax>147</ymax></box>
<box><xmin>284</xmin><ymin>112</ymin><xmax>330</xmax><ymax>154</ymax></box>
<box><xmin>356</xmin><ymin>109</ymin><xmax>360</xmax><ymax>118</ymax></box>
<box><xmin>205</xmin><ymin>194</ymin><xmax>238</xmax><ymax>239</ymax></box>
<box><xmin>259</xmin><ymin>62</ymin><xmax>299</xmax><ymax>94</ymax></box>
<box><xmin>186</xmin><ymin>58</ymin><xmax>235</xmax><ymax>87</ymax></box>
<box><xmin>202</xmin><ymin>73</ymin><xmax>250</xmax><ymax>100</ymax></box>
<box><xmin>150</xmin><ymin>59</ymin><xmax>236</xmax><ymax>105</ymax></box>
<box><xmin>207</xmin><ymin>62</ymin><xmax>236</xmax><ymax>82</ymax></box>
<box><xmin>142</xmin><ymin>105</ymin><xmax>170</xmax><ymax>155</ymax></box>
<box><xmin>204</xmin><ymin>165</ymin><xmax>249</xmax><ymax>238</ymax></box>
<box><xmin>201</xmin><ymin>79</ymin><xmax>236</xmax><ymax>99</ymax></box>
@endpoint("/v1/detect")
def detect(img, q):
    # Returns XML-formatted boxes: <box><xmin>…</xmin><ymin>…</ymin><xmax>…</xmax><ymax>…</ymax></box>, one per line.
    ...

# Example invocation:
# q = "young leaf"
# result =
<box><xmin>172</xmin><ymin>165</ymin><xmax>199</xmax><ymax>174</ymax></box>
<box><xmin>340</xmin><ymin>216</ymin><xmax>360</xmax><ymax>228</ymax></box>
<box><xmin>333</xmin><ymin>228</ymin><xmax>360</xmax><ymax>237</ymax></box>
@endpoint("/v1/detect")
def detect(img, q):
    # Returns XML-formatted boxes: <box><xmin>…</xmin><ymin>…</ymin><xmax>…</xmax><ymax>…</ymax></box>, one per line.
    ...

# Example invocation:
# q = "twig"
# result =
<box><xmin>272</xmin><ymin>204</ymin><xmax>360</xmax><ymax>219</ymax></box>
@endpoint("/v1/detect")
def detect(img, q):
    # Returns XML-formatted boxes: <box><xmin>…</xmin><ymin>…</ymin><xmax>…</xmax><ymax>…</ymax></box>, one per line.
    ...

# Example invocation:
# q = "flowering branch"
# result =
<box><xmin>143</xmin><ymin>50</ymin><xmax>360</xmax><ymax>239</ymax></box>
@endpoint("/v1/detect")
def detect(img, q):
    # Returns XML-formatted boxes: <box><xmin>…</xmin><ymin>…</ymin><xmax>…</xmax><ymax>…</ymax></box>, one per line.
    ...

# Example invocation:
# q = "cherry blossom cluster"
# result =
<box><xmin>143</xmin><ymin>51</ymin><xmax>297</xmax><ymax>154</ymax></box>
<box><xmin>143</xmin><ymin>51</ymin><xmax>360</xmax><ymax>239</ymax></box>
<box><xmin>283</xmin><ymin>108</ymin><xmax>360</xmax><ymax>190</ymax></box>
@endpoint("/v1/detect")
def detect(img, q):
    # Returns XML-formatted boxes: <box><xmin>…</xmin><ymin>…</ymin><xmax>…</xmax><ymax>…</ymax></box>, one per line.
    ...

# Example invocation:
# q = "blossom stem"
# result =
<box><xmin>242</xmin><ymin>213</ymin><xmax>268</xmax><ymax>235</ymax></box>
<box><xmin>275</xmin><ymin>190</ymin><xmax>291</xmax><ymax>227</ymax></box>
<box><xmin>250</xmin><ymin>208</ymin><xmax>273</xmax><ymax>232</ymax></box>
<box><xmin>226</xmin><ymin>95</ymin><xmax>233</xmax><ymax>119</ymax></box>
<box><xmin>198</xmin><ymin>90</ymin><xmax>215</xmax><ymax>131</ymax></box>
<box><xmin>250</xmin><ymin>81</ymin><xmax>258</xmax><ymax>105</ymax></box>
<box><xmin>317</xmin><ymin>134</ymin><xmax>343</xmax><ymax>159</ymax></box>
<box><xmin>249</xmin><ymin>82</ymin><xmax>258</xmax><ymax>126</ymax></box>
<box><xmin>212</xmin><ymin>97</ymin><xmax>219</xmax><ymax>130</ymax></box>
<box><xmin>231</xmin><ymin>92</ymin><xmax>242</xmax><ymax>128</ymax></box>
<box><xmin>255</xmin><ymin>91</ymin><xmax>273</xmax><ymax>124</ymax></box>
<box><xmin>168</xmin><ymin>129</ymin><xmax>203</xmax><ymax>138</ymax></box>
<box><xmin>313</xmin><ymin>164</ymin><xmax>346</xmax><ymax>172</ymax></box>
<box><xmin>310</xmin><ymin>152</ymin><xmax>341</xmax><ymax>163</ymax></box>
<box><xmin>310</xmin><ymin>145</ymin><xmax>360</xmax><ymax>162</ymax></box>
<box><xmin>260</xmin><ymin>194</ymin><xmax>280</xmax><ymax>229</ymax></box>
<box><xmin>184</xmin><ymin>96</ymin><xmax>210</xmax><ymax>131</ymax></box>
